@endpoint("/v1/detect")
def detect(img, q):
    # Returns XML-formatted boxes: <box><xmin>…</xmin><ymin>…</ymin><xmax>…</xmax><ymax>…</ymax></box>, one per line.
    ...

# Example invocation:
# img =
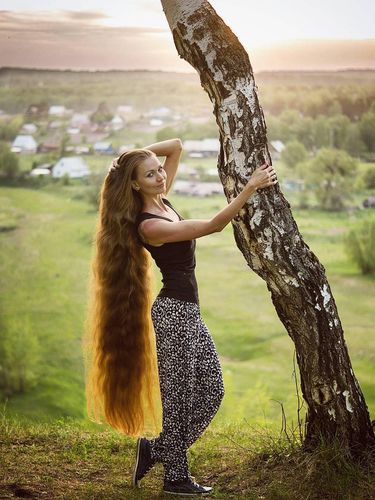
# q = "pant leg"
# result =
<box><xmin>149</xmin><ymin>297</ymin><xmax>199</xmax><ymax>481</ymax></box>
<box><xmin>185</xmin><ymin>314</ymin><xmax>224</xmax><ymax>448</ymax></box>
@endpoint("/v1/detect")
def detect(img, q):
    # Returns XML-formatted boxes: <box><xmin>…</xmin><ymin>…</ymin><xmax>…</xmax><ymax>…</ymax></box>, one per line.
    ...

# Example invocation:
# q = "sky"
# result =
<box><xmin>1</xmin><ymin>0</ymin><xmax>375</xmax><ymax>72</ymax></box>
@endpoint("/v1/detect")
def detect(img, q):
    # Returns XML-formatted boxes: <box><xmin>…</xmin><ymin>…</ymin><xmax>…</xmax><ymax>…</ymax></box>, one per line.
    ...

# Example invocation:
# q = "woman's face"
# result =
<box><xmin>133</xmin><ymin>155</ymin><xmax>167</xmax><ymax>197</ymax></box>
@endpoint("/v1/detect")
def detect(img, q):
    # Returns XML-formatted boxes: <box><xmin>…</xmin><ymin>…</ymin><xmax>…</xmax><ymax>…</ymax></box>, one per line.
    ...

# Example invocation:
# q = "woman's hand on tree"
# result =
<box><xmin>247</xmin><ymin>163</ymin><xmax>278</xmax><ymax>191</ymax></box>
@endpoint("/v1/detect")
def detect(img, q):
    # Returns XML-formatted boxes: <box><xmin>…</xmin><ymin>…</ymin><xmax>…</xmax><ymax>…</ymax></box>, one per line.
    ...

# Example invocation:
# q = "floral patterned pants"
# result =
<box><xmin>149</xmin><ymin>296</ymin><xmax>224</xmax><ymax>481</ymax></box>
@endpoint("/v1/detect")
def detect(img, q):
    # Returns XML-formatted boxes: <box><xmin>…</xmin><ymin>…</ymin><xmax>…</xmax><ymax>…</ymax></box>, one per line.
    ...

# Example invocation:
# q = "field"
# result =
<box><xmin>1</xmin><ymin>176</ymin><xmax>374</xmax><ymax>431</ymax></box>
<box><xmin>1</xmin><ymin>67</ymin><xmax>375</xmax><ymax>451</ymax></box>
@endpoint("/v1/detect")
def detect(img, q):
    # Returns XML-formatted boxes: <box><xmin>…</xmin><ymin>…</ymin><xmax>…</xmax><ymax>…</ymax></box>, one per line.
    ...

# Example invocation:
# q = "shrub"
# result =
<box><xmin>309</xmin><ymin>148</ymin><xmax>358</xmax><ymax>211</ymax></box>
<box><xmin>86</xmin><ymin>173</ymin><xmax>106</xmax><ymax>209</ymax></box>
<box><xmin>281</xmin><ymin>140</ymin><xmax>308</xmax><ymax>169</ymax></box>
<box><xmin>0</xmin><ymin>319</ymin><xmax>40</xmax><ymax>396</ymax></box>
<box><xmin>0</xmin><ymin>142</ymin><xmax>20</xmax><ymax>180</ymax></box>
<box><xmin>363</xmin><ymin>166</ymin><xmax>375</xmax><ymax>189</ymax></box>
<box><xmin>345</xmin><ymin>219</ymin><xmax>375</xmax><ymax>274</ymax></box>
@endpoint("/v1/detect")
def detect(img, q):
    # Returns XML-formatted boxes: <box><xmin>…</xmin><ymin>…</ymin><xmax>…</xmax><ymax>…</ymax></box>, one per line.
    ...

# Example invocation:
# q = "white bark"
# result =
<box><xmin>161</xmin><ymin>0</ymin><xmax>375</xmax><ymax>453</ymax></box>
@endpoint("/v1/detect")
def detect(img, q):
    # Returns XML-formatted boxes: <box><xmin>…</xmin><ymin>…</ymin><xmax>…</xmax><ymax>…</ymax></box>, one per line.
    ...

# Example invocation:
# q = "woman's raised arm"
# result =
<box><xmin>139</xmin><ymin>163</ymin><xmax>277</xmax><ymax>246</ymax></box>
<box><xmin>144</xmin><ymin>138</ymin><xmax>182</xmax><ymax>194</ymax></box>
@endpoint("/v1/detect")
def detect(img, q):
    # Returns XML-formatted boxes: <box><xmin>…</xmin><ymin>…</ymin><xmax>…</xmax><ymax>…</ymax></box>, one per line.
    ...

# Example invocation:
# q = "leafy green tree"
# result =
<box><xmin>0</xmin><ymin>319</ymin><xmax>40</xmax><ymax>396</ymax></box>
<box><xmin>0</xmin><ymin>117</ymin><xmax>23</xmax><ymax>141</ymax></box>
<box><xmin>90</xmin><ymin>101</ymin><xmax>113</xmax><ymax>124</ymax></box>
<box><xmin>344</xmin><ymin>123</ymin><xmax>366</xmax><ymax>157</ymax></box>
<box><xmin>345</xmin><ymin>219</ymin><xmax>375</xmax><ymax>274</ymax></box>
<box><xmin>156</xmin><ymin>126</ymin><xmax>179</xmax><ymax>142</ymax></box>
<box><xmin>60</xmin><ymin>133</ymin><xmax>70</xmax><ymax>156</ymax></box>
<box><xmin>281</xmin><ymin>140</ymin><xmax>308</xmax><ymax>169</ymax></box>
<box><xmin>359</xmin><ymin>112</ymin><xmax>375</xmax><ymax>151</ymax></box>
<box><xmin>0</xmin><ymin>142</ymin><xmax>20</xmax><ymax>180</ymax></box>
<box><xmin>86</xmin><ymin>172</ymin><xmax>106</xmax><ymax>209</ymax></box>
<box><xmin>277</xmin><ymin>109</ymin><xmax>302</xmax><ymax>143</ymax></box>
<box><xmin>309</xmin><ymin>148</ymin><xmax>358</xmax><ymax>211</ymax></box>
<box><xmin>311</xmin><ymin>116</ymin><xmax>331</xmax><ymax>150</ymax></box>
<box><xmin>363</xmin><ymin>166</ymin><xmax>375</xmax><ymax>189</ymax></box>
<box><xmin>328</xmin><ymin>114</ymin><xmax>350</xmax><ymax>149</ymax></box>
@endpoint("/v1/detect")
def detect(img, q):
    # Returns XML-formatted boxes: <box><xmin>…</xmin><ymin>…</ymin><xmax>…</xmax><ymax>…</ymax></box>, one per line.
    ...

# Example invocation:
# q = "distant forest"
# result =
<box><xmin>0</xmin><ymin>67</ymin><xmax>374</xmax><ymax>120</ymax></box>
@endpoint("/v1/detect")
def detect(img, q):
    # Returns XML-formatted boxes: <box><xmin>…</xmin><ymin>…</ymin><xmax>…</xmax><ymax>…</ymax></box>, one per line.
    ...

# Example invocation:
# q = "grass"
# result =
<box><xmin>0</xmin><ymin>414</ymin><xmax>374</xmax><ymax>499</ymax></box>
<box><xmin>0</xmin><ymin>183</ymin><xmax>375</xmax><ymax>427</ymax></box>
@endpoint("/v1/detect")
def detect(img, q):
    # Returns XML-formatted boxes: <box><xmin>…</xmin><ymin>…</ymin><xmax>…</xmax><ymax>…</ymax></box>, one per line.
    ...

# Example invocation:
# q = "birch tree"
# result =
<box><xmin>160</xmin><ymin>0</ymin><xmax>375</xmax><ymax>454</ymax></box>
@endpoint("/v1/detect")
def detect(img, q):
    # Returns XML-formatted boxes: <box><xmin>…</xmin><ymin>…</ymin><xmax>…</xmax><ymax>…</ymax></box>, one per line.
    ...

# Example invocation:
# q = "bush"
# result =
<box><xmin>363</xmin><ymin>166</ymin><xmax>375</xmax><ymax>189</ymax></box>
<box><xmin>345</xmin><ymin>219</ymin><xmax>375</xmax><ymax>274</ymax></box>
<box><xmin>0</xmin><ymin>319</ymin><xmax>40</xmax><ymax>396</ymax></box>
<box><xmin>0</xmin><ymin>142</ymin><xmax>20</xmax><ymax>180</ymax></box>
<box><xmin>359</xmin><ymin>112</ymin><xmax>375</xmax><ymax>152</ymax></box>
<box><xmin>309</xmin><ymin>148</ymin><xmax>358</xmax><ymax>211</ymax></box>
<box><xmin>60</xmin><ymin>173</ymin><xmax>71</xmax><ymax>186</ymax></box>
<box><xmin>281</xmin><ymin>140</ymin><xmax>308</xmax><ymax>169</ymax></box>
<box><xmin>86</xmin><ymin>173</ymin><xmax>106</xmax><ymax>209</ymax></box>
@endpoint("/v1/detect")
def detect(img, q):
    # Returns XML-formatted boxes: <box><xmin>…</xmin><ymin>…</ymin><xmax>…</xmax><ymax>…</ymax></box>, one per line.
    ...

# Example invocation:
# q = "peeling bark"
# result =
<box><xmin>161</xmin><ymin>0</ymin><xmax>375</xmax><ymax>453</ymax></box>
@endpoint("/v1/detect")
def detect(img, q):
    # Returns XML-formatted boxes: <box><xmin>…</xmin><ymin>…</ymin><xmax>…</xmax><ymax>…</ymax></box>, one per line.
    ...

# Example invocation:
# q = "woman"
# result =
<box><xmin>85</xmin><ymin>138</ymin><xmax>277</xmax><ymax>496</ymax></box>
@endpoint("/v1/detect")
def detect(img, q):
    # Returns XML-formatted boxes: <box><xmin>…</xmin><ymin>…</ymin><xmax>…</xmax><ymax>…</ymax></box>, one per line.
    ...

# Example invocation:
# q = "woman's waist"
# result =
<box><xmin>158</xmin><ymin>270</ymin><xmax>199</xmax><ymax>304</ymax></box>
<box><xmin>160</xmin><ymin>268</ymin><xmax>196</xmax><ymax>278</ymax></box>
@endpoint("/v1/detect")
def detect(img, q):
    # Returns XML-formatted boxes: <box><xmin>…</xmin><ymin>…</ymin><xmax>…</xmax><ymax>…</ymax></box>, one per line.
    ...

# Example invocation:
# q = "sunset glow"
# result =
<box><xmin>0</xmin><ymin>0</ymin><xmax>374</xmax><ymax>71</ymax></box>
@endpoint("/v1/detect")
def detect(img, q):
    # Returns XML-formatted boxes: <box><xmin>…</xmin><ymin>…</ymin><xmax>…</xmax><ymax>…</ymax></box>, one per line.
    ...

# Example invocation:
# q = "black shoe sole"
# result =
<box><xmin>132</xmin><ymin>438</ymin><xmax>142</xmax><ymax>488</ymax></box>
<box><xmin>163</xmin><ymin>489</ymin><xmax>212</xmax><ymax>496</ymax></box>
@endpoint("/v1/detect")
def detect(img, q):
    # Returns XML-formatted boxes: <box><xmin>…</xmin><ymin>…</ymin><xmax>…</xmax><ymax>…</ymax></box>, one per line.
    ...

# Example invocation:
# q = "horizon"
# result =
<box><xmin>2</xmin><ymin>65</ymin><xmax>375</xmax><ymax>75</ymax></box>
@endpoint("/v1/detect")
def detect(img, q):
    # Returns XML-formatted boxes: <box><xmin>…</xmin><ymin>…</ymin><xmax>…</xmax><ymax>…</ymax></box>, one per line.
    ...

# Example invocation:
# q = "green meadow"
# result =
<box><xmin>1</xmin><ymin>177</ymin><xmax>374</xmax><ymax>432</ymax></box>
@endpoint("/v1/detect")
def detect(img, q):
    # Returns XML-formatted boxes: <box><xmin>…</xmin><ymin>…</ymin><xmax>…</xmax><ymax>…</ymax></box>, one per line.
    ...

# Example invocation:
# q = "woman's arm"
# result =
<box><xmin>143</xmin><ymin>138</ymin><xmax>182</xmax><ymax>194</ymax></box>
<box><xmin>139</xmin><ymin>164</ymin><xmax>277</xmax><ymax>245</ymax></box>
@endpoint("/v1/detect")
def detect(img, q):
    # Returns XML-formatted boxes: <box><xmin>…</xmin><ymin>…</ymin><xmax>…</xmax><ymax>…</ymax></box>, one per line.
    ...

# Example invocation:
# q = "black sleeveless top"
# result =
<box><xmin>136</xmin><ymin>199</ymin><xmax>199</xmax><ymax>304</ymax></box>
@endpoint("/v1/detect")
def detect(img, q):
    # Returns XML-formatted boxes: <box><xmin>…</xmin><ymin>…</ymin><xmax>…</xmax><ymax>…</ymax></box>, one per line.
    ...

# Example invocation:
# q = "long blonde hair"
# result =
<box><xmin>84</xmin><ymin>149</ymin><xmax>160</xmax><ymax>436</ymax></box>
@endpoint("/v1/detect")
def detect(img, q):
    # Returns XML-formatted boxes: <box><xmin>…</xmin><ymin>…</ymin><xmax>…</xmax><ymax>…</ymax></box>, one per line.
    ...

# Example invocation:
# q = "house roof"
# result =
<box><xmin>22</xmin><ymin>123</ymin><xmax>37</xmax><ymax>134</ymax></box>
<box><xmin>49</xmin><ymin>105</ymin><xmax>66</xmax><ymax>115</ymax></box>
<box><xmin>270</xmin><ymin>140</ymin><xmax>285</xmax><ymax>153</ymax></box>
<box><xmin>12</xmin><ymin>135</ymin><xmax>37</xmax><ymax>149</ymax></box>
<box><xmin>30</xmin><ymin>168</ymin><xmax>51</xmax><ymax>176</ymax></box>
<box><xmin>111</xmin><ymin>115</ymin><xmax>124</xmax><ymax>124</ymax></box>
<box><xmin>70</xmin><ymin>113</ymin><xmax>90</xmax><ymax>126</ymax></box>
<box><xmin>93</xmin><ymin>141</ymin><xmax>112</xmax><ymax>149</ymax></box>
<box><xmin>53</xmin><ymin>156</ymin><xmax>89</xmax><ymax>171</ymax></box>
<box><xmin>183</xmin><ymin>138</ymin><xmax>220</xmax><ymax>152</ymax></box>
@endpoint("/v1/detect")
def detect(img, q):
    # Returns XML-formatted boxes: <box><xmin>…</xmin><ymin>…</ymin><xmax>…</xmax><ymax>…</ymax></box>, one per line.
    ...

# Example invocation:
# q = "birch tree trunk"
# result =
<box><xmin>161</xmin><ymin>0</ymin><xmax>375</xmax><ymax>454</ymax></box>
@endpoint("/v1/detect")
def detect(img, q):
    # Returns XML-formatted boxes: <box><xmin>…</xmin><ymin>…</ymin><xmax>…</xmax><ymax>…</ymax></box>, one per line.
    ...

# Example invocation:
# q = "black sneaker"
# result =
<box><xmin>132</xmin><ymin>437</ymin><xmax>156</xmax><ymax>487</ymax></box>
<box><xmin>163</xmin><ymin>477</ymin><xmax>213</xmax><ymax>496</ymax></box>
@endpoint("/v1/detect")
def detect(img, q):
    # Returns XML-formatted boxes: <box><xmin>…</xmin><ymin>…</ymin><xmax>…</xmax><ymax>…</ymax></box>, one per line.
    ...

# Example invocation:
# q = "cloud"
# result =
<box><xmin>0</xmin><ymin>10</ymin><xmax>183</xmax><ymax>71</ymax></box>
<box><xmin>0</xmin><ymin>10</ymin><xmax>166</xmax><ymax>34</ymax></box>
<box><xmin>0</xmin><ymin>10</ymin><xmax>374</xmax><ymax>72</ymax></box>
<box><xmin>63</xmin><ymin>11</ymin><xmax>110</xmax><ymax>21</ymax></box>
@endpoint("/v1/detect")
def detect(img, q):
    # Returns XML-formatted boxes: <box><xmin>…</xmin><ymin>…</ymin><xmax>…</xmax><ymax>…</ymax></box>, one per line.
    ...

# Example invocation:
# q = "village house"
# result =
<box><xmin>93</xmin><ymin>142</ymin><xmax>115</xmax><ymax>155</ymax></box>
<box><xmin>21</xmin><ymin>123</ymin><xmax>37</xmax><ymax>134</ymax></box>
<box><xmin>66</xmin><ymin>128</ymin><xmax>82</xmax><ymax>146</ymax></box>
<box><xmin>29</xmin><ymin>167</ymin><xmax>51</xmax><ymax>177</ymax></box>
<box><xmin>110</xmin><ymin>115</ymin><xmax>125</xmax><ymax>131</ymax></box>
<box><xmin>149</xmin><ymin>118</ymin><xmax>164</xmax><ymax>127</ymax></box>
<box><xmin>146</xmin><ymin>106</ymin><xmax>172</xmax><ymax>119</ymax></box>
<box><xmin>49</xmin><ymin>105</ymin><xmax>69</xmax><ymax>117</ymax></box>
<box><xmin>118</xmin><ymin>144</ymin><xmax>135</xmax><ymax>154</ymax></box>
<box><xmin>70</xmin><ymin>113</ymin><xmax>90</xmax><ymax>129</ymax></box>
<box><xmin>75</xmin><ymin>146</ymin><xmax>90</xmax><ymax>155</ymax></box>
<box><xmin>38</xmin><ymin>133</ymin><xmax>62</xmax><ymax>153</ymax></box>
<box><xmin>183</xmin><ymin>138</ymin><xmax>220</xmax><ymax>158</ymax></box>
<box><xmin>25</xmin><ymin>103</ymin><xmax>49</xmax><ymax>119</ymax></box>
<box><xmin>52</xmin><ymin>157</ymin><xmax>90</xmax><ymax>178</ymax></box>
<box><xmin>173</xmin><ymin>180</ymin><xmax>223</xmax><ymax>197</ymax></box>
<box><xmin>117</xmin><ymin>105</ymin><xmax>133</xmax><ymax>115</ymax></box>
<box><xmin>269</xmin><ymin>140</ymin><xmax>285</xmax><ymax>160</ymax></box>
<box><xmin>11</xmin><ymin>135</ymin><xmax>38</xmax><ymax>154</ymax></box>
<box><xmin>49</xmin><ymin>120</ymin><xmax>63</xmax><ymax>129</ymax></box>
